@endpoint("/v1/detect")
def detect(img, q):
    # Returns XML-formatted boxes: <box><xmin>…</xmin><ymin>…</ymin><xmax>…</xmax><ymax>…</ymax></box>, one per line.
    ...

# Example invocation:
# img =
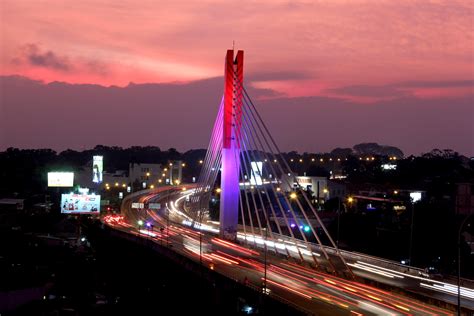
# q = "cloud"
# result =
<box><xmin>395</xmin><ymin>80</ymin><xmax>474</xmax><ymax>89</ymax></box>
<box><xmin>1</xmin><ymin>75</ymin><xmax>472</xmax><ymax>156</ymax></box>
<box><xmin>10</xmin><ymin>43</ymin><xmax>110</xmax><ymax>77</ymax></box>
<box><xmin>246</xmin><ymin>71</ymin><xmax>314</xmax><ymax>82</ymax></box>
<box><xmin>326</xmin><ymin>85</ymin><xmax>410</xmax><ymax>98</ymax></box>
<box><xmin>325</xmin><ymin>80</ymin><xmax>474</xmax><ymax>100</ymax></box>
<box><xmin>18</xmin><ymin>43</ymin><xmax>71</xmax><ymax>71</ymax></box>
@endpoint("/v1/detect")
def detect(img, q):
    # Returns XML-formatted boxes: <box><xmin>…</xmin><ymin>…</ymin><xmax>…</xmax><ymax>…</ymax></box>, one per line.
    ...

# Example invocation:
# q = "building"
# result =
<box><xmin>167</xmin><ymin>161</ymin><xmax>183</xmax><ymax>185</ymax></box>
<box><xmin>129</xmin><ymin>163</ymin><xmax>163</xmax><ymax>188</ymax></box>
<box><xmin>281</xmin><ymin>175</ymin><xmax>346</xmax><ymax>203</ymax></box>
<box><xmin>0</xmin><ymin>198</ymin><xmax>24</xmax><ymax>211</ymax></box>
<box><xmin>456</xmin><ymin>183</ymin><xmax>474</xmax><ymax>215</ymax></box>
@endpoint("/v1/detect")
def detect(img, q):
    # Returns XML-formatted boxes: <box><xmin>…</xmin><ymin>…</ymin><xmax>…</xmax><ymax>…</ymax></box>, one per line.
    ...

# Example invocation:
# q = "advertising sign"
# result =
<box><xmin>131</xmin><ymin>202</ymin><xmax>144</xmax><ymax>209</ymax></box>
<box><xmin>148</xmin><ymin>203</ymin><xmax>161</xmax><ymax>209</ymax></box>
<box><xmin>48</xmin><ymin>172</ymin><xmax>74</xmax><ymax>187</ymax></box>
<box><xmin>250</xmin><ymin>161</ymin><xmax>263</xmax><ymax>185</ymax></box>
<box><xmin>92</xmin><ymin>156</ymin><xmax>103</xmax><ymax>183</ymax></box>
<box><xmin>410</xmin><ymin>192</ymin><xmax>422</xmax><ymax>203</ymax></box>
<box><xmin>61</xmin><ymin>193</ymin><xmax>100</xmax><ymax>214</ymax></box>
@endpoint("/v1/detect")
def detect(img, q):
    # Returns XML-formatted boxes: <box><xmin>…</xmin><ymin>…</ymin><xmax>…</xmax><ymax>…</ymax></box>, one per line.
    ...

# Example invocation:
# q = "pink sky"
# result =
<box><xmin>2</xmin><ymin>1</ymin><xmax>473</xmax><ymax>96</ymax></box>
<box><xmin>1</xmin><ymin>0</ymin><xmax>473</xmax><ymax>154</ymax></box>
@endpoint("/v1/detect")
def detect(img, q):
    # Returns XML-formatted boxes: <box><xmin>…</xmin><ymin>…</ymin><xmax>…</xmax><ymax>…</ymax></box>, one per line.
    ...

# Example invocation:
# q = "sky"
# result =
<box><xmin>1</xmin><ymin>0</ymin><xmax>473</xmax><ymax>155</ymax></box>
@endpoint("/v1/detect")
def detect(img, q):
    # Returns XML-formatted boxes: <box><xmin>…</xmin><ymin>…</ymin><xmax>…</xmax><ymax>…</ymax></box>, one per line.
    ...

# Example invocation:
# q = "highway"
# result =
<box><xmin>103</xmin><ymin>186</ymin><xmax>472</xmax><ymax>315</ymax></box>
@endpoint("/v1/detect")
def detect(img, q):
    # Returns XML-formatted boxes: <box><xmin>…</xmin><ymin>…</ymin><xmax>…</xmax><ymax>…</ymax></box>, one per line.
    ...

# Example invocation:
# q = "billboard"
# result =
<box><xmin>250</xmin><ymin>161</ymin><xmax>263</xmax><ymax>185</ymax></box>
<box><xmin>131</xmin><ymin>202</ymin><xmax>144</xmax><ymax>209</ymax></box>
<box><xmin>48</xmin><ymin>172</ymin><xmax>74</xmax><ymax>187</ymax></box>
<box><xmin>92</xmin><ymin>156</ymin><xmax>103</xmax><ymax>183</ymax></box>
<box><xmin>61</xmin><ymin>193</ymin><xmax>101</xmax><ymax>214</ymax></box>
<box><xmin>410</xmin><ymin>192</ymin><xmax>422</xmax><ymax>203</ymax></box>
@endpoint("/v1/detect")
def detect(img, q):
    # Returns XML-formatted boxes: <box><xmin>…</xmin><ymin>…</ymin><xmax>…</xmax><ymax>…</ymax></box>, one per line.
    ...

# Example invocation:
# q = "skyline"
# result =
<box><xmin>1</xmin><ymin>0</ymin><xmax>473</xmax><ymax>155</ymax></box>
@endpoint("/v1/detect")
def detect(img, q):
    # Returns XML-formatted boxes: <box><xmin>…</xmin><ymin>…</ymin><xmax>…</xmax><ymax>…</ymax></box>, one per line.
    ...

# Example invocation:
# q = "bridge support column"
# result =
<box><xmin>219</xmin><ymin>49</ymin><xmax>244</xmax><ymax>241</ymax></box>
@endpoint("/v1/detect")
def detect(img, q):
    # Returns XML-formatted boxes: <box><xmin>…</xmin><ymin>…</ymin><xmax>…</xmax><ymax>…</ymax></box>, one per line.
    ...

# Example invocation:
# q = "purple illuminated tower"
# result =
<box><xmin>219</xmin><ymin>49</ymin><xmax>244</xmax><ymax>240</ymax></box>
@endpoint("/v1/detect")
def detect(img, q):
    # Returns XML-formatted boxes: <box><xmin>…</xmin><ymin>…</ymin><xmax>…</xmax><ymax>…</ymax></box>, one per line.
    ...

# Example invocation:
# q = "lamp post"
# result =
<box><xmin>167</xmin><ymin>190</ymin><xmax>170</xmax><ymax>246</ymax></box>
<box><xmin>146</xmin><ymin>172</ymin><xmax>150</xmax><ymax>188</ymax></box>
<box><xmin>137</xmin><ymin>220</ymin><xmax>143</xmax><ymax>235</ymax></box>
<box><xmin>409</xmin><ymin>201</ymin><xmax>415</xmax><ymax>266</ymax></box>
<box><xmin>458</xmin><ymin>213</ymin><xmax>472</xmax><ymax>316</ymax></box>
<box><xmin>263</xmin><ymin>227</ymin><xmax>268</xmax><ymax>295</ymax></box>
<box><xmin>199</xmin><ymin>209</ymin><xmax>203</xmax><ymax>266</ymax></box>
<box><xmin>336</xmin><ymin>197</ymin><xmax>341</xmax><ymax>248</ymax></box>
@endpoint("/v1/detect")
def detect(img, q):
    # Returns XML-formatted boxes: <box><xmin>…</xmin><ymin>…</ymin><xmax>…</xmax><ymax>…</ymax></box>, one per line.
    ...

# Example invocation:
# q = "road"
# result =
<box><xmin>103</xmin><ymin>186</ymin><xmax>472</xmax><ymax>315</ymax></box>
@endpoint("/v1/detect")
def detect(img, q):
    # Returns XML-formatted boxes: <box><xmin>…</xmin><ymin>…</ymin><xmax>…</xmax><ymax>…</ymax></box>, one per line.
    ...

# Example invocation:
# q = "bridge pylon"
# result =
<box><xmin>219</xmin><ymin>49</ymin><xmax>244</xmax><ymax>240</ymax></box>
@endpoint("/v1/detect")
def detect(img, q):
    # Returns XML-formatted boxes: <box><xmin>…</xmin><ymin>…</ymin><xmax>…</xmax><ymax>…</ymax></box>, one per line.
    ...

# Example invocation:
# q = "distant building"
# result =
<box><xmin>129</xmin><ymin>163</ymin><xmax>163</xmax><ymax>188</ymax></box>
<box><xmin>0</xmin><ymin>198</ymin><xmax>24</xmax><ymax>211</ymax></box>
<box><xmin>456</xmin><ymin>183</ymin><xmax>474</xmax><ymax>215</ymax></box>
<box><xmin>167</xmin><ymin>161</ymin><xmax>183</xmax><ymax>185</ymax></box>
<box><xmin>282</xmin><ymin>175</ymin><xmax>346</xmax><ymax>203</ymax></box>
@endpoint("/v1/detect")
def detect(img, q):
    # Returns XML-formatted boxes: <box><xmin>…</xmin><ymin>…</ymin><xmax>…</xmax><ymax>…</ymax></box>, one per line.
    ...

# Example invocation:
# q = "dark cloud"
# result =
<box><xmin>19</xmin><ymin>44</ymin><xmax>71</xmax><ymax>71</ymax></box>
<box><xmin>325</xmin><ymin>85</ymin><xmax>410</xmax><ymax>98</ymax></box>
<box><xmin>0</xmin><ymin>75</ymin><xmax>472</xmax><ymax>156</ymax></box>
<box><xmin>395</xmin><ymin>80</ymin><xmax>474</xmax><ymax>88</ymax></box>
<box><xmin>11</xmin><ymin>44</ymin><xmax>110</xmax><ymax>76</ymax></box>
<box><xmin>246</xmin><ymin>71</ymin><xmax>313</xmax><ymax>82</ymax></box>
<box><xmin>326</xmin><ymin>80</ymin><xmax>474</xmax><ymax>99</ymax></box>
<box><xmin>85</xmin><ymin>60</ymin><xmax>110</xmax><ymax>76</ymax></box>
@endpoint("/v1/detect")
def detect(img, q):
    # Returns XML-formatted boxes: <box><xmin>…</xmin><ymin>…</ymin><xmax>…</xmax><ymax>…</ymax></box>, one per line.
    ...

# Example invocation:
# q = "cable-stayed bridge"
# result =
<box><xmin>104</xmin><ymin>49</ymin><xmax>473</xmax><ymax>315</ymax></box>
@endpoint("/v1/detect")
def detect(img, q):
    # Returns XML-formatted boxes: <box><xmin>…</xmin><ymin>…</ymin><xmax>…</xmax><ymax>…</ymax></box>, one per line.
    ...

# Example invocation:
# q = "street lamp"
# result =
<box><xmin>263</xmin><ymin>227</ymin><xmax>268</xmax><ymax>295</ymax></box>
<box><xmin>409</xmin><ymin>201</ymin><xmax>415</xmax><ymax>266</ymax></box>
<box><xmin>146</xmin><ymin>172</ymin><xmax>150</xmax><ymax>187</ymax></box>
<box><xmin>458</xmin><ymin>213</ymin><xmax>473</xmax><ymax>316</ymax></box>
<box><xmin>336</xmin><ymin>197</ymin><xmax>342</xmax><ymax>248</ymax></box>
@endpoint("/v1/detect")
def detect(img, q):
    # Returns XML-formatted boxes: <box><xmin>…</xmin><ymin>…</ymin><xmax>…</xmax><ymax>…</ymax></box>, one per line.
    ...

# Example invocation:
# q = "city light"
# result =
<box><xmin>216</xmin><ymin>188</ymin><xmax>221</xmax><ymax>193</ymax></box>
<box><xmin>146</xmin><ymin>172</ymin><xmax>150</xmax><ymax>177</ymax></box>
<box><xmin>115</xmin><ymin>182</ymin><xmax>119</xmax><ymax>186</ymax></box>
<box><xmin>199</xmin><ymin>160</ymin><xmax>203</xmax><ymax>164</ymax></box>
<box><xmin>348</xmin><ymin>197</ymin><xmax>354</xmax><ymax>203</ymax></box>
<box><xmin>182</xmin><ymin>163</ymin><xmax>186</xmax><ymax>167</ymax></box>
<box><xmin>290</xmin><ymin>192</ymin><xmax>297</xmax><ymax>199</ymax></box>
<box><xmin>150</xmin><ymin>184</ymin><xmax>155</xmax><ymax>189</ymax></box>
<box><xmin>137</xmin><ymin>220</ymin><xmax>143</xmax><ymax>226</ymax></box>
<box><xmin>323</xmin><ymin>188</ymin><xmax>328</xmax><ymax>193</ymax></box>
